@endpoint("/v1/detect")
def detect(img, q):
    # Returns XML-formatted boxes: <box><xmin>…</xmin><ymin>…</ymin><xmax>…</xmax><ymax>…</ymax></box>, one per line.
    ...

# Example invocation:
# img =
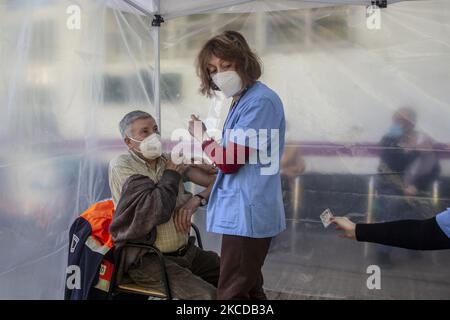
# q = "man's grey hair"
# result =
<box><xmin>119</xmin><ymin>110</ymin><xmax>154</xmax><ymax>138</ymax></box>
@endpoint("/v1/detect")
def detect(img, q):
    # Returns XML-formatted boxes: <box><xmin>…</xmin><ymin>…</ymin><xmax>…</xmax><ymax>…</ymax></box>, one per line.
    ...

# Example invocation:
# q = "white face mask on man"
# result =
<box><xmin>212</xmin><ymin>70</ymin><xmax>243</xmax><ymax>98</ymax></box>
<box><xmin>128</xmin><ymin>133</ymin><xmax>162</xmax><ymax>160</ymax></box>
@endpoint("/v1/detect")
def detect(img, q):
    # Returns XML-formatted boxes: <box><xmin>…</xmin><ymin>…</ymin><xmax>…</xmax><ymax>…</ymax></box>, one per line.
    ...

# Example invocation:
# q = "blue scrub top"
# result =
<box><xmin>436</xmin><ymin>208</ymin><xmax>450</xmax><ymax>239</ymax></box>
<box><xmin>206</xmin><ymin>81</ymin><xmax>286</xmax><ymax>238</ymax></box>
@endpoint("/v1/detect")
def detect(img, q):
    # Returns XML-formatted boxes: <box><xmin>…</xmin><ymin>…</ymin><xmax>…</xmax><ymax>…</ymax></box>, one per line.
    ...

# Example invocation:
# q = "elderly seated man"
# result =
<box><xmin>108</xmin><ymin>110</ymin><xmax>219</xmax><ymax>300</ymax></box>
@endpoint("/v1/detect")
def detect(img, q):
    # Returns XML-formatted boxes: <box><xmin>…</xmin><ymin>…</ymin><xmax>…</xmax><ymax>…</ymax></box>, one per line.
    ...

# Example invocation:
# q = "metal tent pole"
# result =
<box><xmin>121</xmin><ymin>0</ymin><xmax>163</xmax><ymax>130</ymax></box>
<box><xmin>152</xmin><ymin>1</ymin><xmax>163</xmax><ymax>130</ymax></box>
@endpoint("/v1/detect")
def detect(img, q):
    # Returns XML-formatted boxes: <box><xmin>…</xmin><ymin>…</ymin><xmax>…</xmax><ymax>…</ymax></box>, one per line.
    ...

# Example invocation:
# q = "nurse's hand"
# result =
<box><xmin>330</xmin><ymin>217</ymin><xmax>357</xmax><ymax>240</ymax></box>
<box><xmin>174</xmin><ymin>196</ymin><xmax>201</xmax><ymax>233</ymax></box>
<box><xmin>188</xmin><ymin>114</ymin><xmax>208</xmax><ymax>142</ymax></box>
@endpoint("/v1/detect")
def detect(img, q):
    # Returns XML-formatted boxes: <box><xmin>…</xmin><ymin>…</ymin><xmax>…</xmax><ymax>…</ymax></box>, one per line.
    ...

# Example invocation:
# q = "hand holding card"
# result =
<box><xmin>320</xmin><ymin>208</ymin><xmax>334</xmax><ymax>228</ymax></box>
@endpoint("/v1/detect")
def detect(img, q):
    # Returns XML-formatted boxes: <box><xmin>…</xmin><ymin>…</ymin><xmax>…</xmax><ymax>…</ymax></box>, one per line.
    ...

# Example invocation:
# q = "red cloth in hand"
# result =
<box><xmin>202</xmin><ymin>139</ymin><xmax>251</xmax><ymax>174</ymax></box>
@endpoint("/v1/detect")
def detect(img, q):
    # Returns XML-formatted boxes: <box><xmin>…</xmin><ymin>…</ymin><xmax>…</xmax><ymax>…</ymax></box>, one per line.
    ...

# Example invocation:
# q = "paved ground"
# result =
<box><xmin>0</xmin><ymin>208</ymin><xmax>448</xmax><ymax>299</ymax></box>
<box><xmin>194</xmin><ymin>211</ymin><xmax>450</xmax><ymax>300</ymax></box>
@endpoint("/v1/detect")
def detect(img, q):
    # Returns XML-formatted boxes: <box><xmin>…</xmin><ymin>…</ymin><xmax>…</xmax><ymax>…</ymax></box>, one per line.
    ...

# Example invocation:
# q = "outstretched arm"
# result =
<box><xmin>331</xmin><ymin>216</ymin><xmax>450</xmax><ymax>251</ymax></box>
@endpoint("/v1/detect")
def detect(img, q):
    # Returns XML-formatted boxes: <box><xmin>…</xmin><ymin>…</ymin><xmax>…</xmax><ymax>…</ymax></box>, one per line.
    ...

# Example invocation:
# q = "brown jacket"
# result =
<box><xmin>109</xmin><ymin>170</ymin><xmax>181</xmax><ymax>281</ymax></box>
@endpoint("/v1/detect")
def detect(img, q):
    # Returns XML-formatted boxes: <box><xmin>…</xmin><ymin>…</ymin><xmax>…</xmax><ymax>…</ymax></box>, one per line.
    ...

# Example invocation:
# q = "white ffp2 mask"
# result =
<box><xmin>129</xmin><ymin>133</ymin><xmax>162</xmax><ymax>160</ymax></box>
<box><xmin>212</xmin><ymin>71</ymin><xmax>243</xmax><ymax>98</ymax></box>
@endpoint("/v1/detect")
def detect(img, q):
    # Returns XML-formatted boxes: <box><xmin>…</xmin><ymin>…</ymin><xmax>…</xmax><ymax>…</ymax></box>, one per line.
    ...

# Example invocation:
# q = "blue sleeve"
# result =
<box><xmin>436</xmin><ymin>209</ymin><xmax>450</xmax><ymax>239</ymax></box>
<box><xmin>232</xmin><ymin>97</ymin><xmax>284</xmax><ymax>150</ymax></box>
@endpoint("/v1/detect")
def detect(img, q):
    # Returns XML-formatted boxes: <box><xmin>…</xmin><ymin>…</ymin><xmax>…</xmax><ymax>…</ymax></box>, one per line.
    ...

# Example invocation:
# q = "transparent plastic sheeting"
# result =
<box><xmin>0</xmin><ymin>0</ymin><xmax>449</xmax><ymax>299</ymax></box>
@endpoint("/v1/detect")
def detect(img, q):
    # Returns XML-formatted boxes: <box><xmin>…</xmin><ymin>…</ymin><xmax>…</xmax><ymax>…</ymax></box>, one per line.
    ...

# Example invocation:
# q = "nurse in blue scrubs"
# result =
<box><xmin>331</xmin><ymin>208</ymin><xmax>450</xmax><ymax>250</ymax></box>
<box><xmin>185</xmin><ymin>31</ymin><xmax>286</xmax><ymax>300</ymax></box>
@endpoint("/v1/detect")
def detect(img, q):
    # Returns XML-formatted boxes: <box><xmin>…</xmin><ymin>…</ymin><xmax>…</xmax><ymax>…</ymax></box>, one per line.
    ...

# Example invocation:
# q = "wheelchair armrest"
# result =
<box><xmin>190</xmin><ymin>223</ymin><xmax>203</xmax><ymax>249</ymax></box>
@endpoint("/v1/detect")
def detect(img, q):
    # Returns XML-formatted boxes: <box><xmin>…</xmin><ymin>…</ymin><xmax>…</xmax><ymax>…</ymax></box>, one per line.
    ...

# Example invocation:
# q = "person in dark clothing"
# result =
<box><xmin>374</xmin><ymin>107</ymin><xmax>440</xmax><ymax>263</ymax></box>
<box><xmin>377</xmin><ymin>107</ymin><xmax>440</xmax><ymax>198</ymax></box>
<box><xmin>330</xmin><ymin>208</ymin><xmax>450</xmax><ymax>251</ymax></box>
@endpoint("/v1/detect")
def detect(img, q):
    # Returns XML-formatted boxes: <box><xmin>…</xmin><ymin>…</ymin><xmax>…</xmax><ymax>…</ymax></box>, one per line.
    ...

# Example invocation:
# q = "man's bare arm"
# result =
<box><xmin>197</xmin><ymin>175</ymin><xmax>216</xmax><ymax>200</ymax></box>
<box><xmin>184</xmin><ymin>165</ymin><xmax>216</xmax><ymax>187</ymax></box>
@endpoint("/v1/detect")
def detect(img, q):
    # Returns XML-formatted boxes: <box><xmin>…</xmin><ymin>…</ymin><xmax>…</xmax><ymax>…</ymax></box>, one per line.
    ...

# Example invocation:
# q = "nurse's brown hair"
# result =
<box><xmin>196</xmin><ymin>30</ymin><xmax>262</xmax><ymax>97</ymax></box>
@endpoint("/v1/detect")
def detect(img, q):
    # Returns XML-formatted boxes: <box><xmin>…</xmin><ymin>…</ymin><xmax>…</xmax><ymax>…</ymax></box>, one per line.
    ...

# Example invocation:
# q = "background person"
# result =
<box><xmin>374</xmin><ymin>107</ymin><xmax>440</xmax><ymax>264</ymax></box>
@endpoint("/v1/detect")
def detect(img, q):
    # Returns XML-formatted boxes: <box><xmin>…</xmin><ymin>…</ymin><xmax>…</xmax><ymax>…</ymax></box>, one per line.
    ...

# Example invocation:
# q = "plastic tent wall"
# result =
<box><xmin>0</xmin><ymin>0</ymin><xmax>449</xmax><ymax>299</ymax></box>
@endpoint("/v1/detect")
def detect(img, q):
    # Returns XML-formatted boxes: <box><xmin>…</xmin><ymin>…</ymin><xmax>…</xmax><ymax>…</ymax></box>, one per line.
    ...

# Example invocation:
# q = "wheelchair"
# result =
<box><xmin>107</xmin><ymin>223</ymin><xmax>203</xmax><ymax>300</ymax></box>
